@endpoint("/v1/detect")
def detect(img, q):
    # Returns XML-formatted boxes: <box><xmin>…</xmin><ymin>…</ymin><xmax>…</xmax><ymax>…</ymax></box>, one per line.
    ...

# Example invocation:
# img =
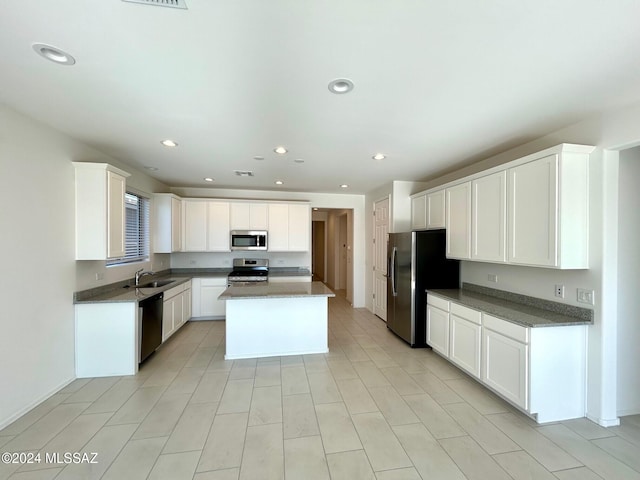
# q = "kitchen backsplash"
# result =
<box><xmin>170</xmin><ymin>251</ymin><xmax>311</xmax><ymax>269</ymax></box>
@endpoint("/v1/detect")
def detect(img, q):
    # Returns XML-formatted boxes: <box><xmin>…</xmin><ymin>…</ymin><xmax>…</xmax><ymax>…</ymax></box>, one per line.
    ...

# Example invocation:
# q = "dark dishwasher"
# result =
<box><xmin>139</xmin><ymin>292</ymin><xmax>163</xmax><ymax>363</ymax></box>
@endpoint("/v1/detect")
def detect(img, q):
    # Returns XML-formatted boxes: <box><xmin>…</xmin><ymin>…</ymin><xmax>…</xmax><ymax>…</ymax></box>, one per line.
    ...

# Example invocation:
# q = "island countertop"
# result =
<box><xmin>219</xmin><ymin>281</ymin><xmax>335</xmax><ymax>300</ymax></box>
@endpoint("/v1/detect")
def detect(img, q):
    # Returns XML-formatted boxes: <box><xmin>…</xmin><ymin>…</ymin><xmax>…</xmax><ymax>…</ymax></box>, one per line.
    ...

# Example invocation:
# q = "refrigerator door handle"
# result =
<box><xmin>391</xmin><ymin>246</ymin><xmax>398</xmax><ymax>296</ymax></box>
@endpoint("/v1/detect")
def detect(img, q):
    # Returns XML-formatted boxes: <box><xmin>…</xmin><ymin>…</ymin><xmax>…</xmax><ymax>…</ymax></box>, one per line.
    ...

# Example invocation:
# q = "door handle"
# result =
<box><xmin>391</xmin><ymin>246</ymin><xmax>397</xmax><ymax>296</ymax></box>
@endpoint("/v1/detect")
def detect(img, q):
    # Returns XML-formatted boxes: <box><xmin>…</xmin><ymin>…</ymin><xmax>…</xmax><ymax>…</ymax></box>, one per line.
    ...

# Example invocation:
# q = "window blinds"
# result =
<box><xmin>107</xmin><ymin>192</ymin><xmax>150</xmax><ymax>265</ymax></box>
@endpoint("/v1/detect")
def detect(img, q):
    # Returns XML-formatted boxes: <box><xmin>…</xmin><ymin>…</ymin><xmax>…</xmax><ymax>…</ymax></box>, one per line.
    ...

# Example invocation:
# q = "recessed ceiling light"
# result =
<box><xmin>161</xmin><ymin>139</ymin><xmax>178</xmax><ymax>147</ymax></box>
<box><xmin>144</xmin><ymin>166</ymin><xmax>159</xmax><ymax>171</ymax></box>
<box><xmin>372</xmin><ymin>153</ymin><xmax>386</xmax><ymax>160</ymax></box>
<box><xmin>328</xmin><ymin>78</ymin><xmax>354</xmax><ymax>94</ymax></box>
<box><xmin>274</xmin><ymin>146</ymin><xmax>287</xmax><ymax>154</ymax></box>
<box><xmin>32</xmin><ymin>43</ymin><xmax>76</xmax><ymax>65</ymax></box>
<box><xmin>275</xmin><ymin>180</ymin><xmax>284</xmax><ymax>185</ymax></box>
<box><xmin>204</xmin><ymin>177</ymin><xmax>214</xmax><ymax>182</ymax></box>
<box><xmin>253</xmin><ymin>156</ymin><xmax>265</xmax><ymax>161</ymax></box>
<box><xmin>340</xmin><ymin>184</ymin><xmax>349</xmax><ymax>188</ymax></box>
<box><xmin>313</xmin><ymin>208</ymin><xmax>319</xmax><ymax>211</ymax></box>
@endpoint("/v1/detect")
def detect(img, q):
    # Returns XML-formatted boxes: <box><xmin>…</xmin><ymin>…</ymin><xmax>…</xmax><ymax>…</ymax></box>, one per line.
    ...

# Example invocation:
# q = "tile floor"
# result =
<box><xmin>1</xmin><ymin>292</ymin><xmax>639</xmax><ymax>479</ymax></box>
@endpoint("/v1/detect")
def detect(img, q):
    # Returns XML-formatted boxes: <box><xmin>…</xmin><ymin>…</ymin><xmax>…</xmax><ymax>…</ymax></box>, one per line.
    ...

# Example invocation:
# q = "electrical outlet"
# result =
<box><xmin>95</xmin><ymin>272</ymin><xmax>104</xmax><ymax>281</ymax></box>
<box><xmin>555</xmin><ymin>284</ymin><xmax>564</xmax><ymax>298</ymax></box>
<box><xmin>190</xmin><ymin>260</ymin><xmax>197</xmax><ymax>265</ymax></box>
<box><xmin>577</xmin><ymin>288</ymin><xmax>595</xmax><ymax>305</ymax></box>
<box><xmin>488</xmin><ymin>274</ymin><xmax>498</xmax><ymax>283</ymax></box>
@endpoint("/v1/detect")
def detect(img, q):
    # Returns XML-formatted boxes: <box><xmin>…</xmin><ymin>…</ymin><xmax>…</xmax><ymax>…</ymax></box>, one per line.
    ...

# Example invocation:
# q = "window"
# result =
<box><xmin>107</xmin><ymin>192</ymin><xmax>150</xmax><ymax>266</ymax></box>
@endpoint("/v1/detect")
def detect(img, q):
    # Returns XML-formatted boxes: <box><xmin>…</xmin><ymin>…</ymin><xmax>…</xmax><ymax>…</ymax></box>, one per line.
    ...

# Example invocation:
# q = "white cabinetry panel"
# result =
<box><xmin>411</xmin><ymin>194</ymin><xmax>427</xmax><ymax>230</ymax></box>
<box><xmin>445</xmin><ymin>182</ymin><xmax>472</xmax><ymax>259</ymax></box>
<box><xmin>267</xmin><ymin>203</ymin><xmax>310</xmax><ymax>252</ymax></box>
<box><xmin>427</xmin><ymin>190</ymin><xmax>446</xmax><ymax>229</ymax></box>
<box><xmin>230</xmin><ymin>202</ymin><xmax>268</xmax><ymax>230</ymax></box>
<box><xmin>207</xmin><ymin>201</ymin><xmax>230</xmax><ymax>251</ymax></box>
<box><xmin>154</xmin><ymin>194</ymin><xmax>182</xmax><ymax>253</ymax></box>
<box><xmin>482</xmin><ymin>326</ymin><xmax>529</xmax><ymax>409</ymax></box>
<box><xmin>192</xmin><ymin>277</ymin><xmax>227</xmax><ymax>319</ymax></box>
<box><xmin>426</xmin><ymin>303</ymin><xmax>449</xmax><ymax>356</ymax></box>
<box><xmin>183</xmin><ymin>200</ymin><xmax>208</xmax><ymax>251</ymax></box>
<box><xmin>73</xmin><ymin>162</ymin><xmax>131</xmax><ymax>260</ymax></box>
<box><xmin>450</xmin><ymin>314</ymin><xmax>481</xmax><ymax>378</ymax></box>
<box><xmin>472</xmin><ymin>171</ymin><xmax>506</xmax><ymax>263</ymax></box>
<box><xmin>508</xmin><ymin>155</ymin><xmax>557</xmax><ymax>267</ymax></box>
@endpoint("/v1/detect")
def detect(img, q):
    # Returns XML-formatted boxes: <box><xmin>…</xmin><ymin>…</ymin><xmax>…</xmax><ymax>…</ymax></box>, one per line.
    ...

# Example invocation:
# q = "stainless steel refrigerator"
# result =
<box><xmin>387</xmin><ymin>229</ymin><xmax>460</xmax><ymax>346</ymax></box>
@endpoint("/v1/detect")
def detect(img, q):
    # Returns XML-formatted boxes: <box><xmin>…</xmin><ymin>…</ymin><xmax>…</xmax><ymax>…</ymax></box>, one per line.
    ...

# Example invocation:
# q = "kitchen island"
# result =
<box><xmin>219</xmin><ymin>281</ymin><xmax>335</xmax><ymax>360</ymax></box>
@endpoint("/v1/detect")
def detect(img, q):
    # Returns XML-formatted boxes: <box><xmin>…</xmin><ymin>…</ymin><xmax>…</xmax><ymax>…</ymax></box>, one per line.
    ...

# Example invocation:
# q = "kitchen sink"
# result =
<box><xmin>136</xmin><ymin>279</ymin><xmax>175</xmax><ymax>288</ymax></box>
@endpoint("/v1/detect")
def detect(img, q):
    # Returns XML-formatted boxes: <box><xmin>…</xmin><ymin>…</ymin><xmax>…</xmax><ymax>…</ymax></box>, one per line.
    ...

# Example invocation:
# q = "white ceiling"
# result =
<box><xmin>2</xmin><ymin>1</ymin><xmax>640</xmax><ymax>194</ymax></box>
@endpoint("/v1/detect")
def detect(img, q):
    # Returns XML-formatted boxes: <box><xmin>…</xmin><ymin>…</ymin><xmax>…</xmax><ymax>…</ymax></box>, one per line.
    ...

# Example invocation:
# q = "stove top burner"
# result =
<box><xmin>228</xmin><ymin>258</ymin><xmax>269</xmax><ymax>284</ymax></box>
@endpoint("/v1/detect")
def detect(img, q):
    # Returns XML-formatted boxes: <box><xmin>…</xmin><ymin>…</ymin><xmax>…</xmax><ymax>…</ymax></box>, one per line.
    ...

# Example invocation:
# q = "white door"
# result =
<box><xmin>373</xmin><ymin>197</ymin><xmax>389</xmax><ymax>321</ymax></box>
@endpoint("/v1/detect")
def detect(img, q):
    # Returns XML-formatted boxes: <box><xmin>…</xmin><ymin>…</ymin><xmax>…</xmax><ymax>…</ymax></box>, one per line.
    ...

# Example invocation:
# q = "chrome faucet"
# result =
<box><xmin>135</xmin><ymin>268</ymin><xmax>155</xmax><ymax>286</ymax></box>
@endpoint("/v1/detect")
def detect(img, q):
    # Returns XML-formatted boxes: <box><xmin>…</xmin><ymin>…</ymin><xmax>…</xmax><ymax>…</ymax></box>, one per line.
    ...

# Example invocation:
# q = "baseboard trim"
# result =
<box><xmin>586</xmin><ymin>413</ymin><xmax>621</xmax><ymax>427</ymax></box>
<box><xmin>0</xmin><ymin>376</ymin><xmax>76</xmax><ymax>431</ymax></box>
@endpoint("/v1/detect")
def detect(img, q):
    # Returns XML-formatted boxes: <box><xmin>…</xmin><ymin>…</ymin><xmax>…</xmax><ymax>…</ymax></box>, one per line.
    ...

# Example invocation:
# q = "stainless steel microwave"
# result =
<box><xmin>230</xmin><ymin>230</ymin><xmax>268</xmax><ymax>251</ymax></box>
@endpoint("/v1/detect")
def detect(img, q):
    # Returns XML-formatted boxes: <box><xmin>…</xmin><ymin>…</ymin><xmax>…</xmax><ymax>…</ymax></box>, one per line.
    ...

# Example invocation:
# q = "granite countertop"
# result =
<box><xmin>428</xmin><ymin>284</ymin><xmax>593</xmax><ymax>328</ymax></box>
<box><xmin>268</xmin><ymin>267</ymin><xmax>312</xmax><ymax>277</ymax></box>
<box><xmin>74</xmin><ymin>267</ymin><xmax>312</xmax><ymax>304</ymax></box>
<box><xmin>219</xmin><ymin>281</ymin><xmax>334</xmax><ymax>300</ymax></box>
<box><xmin>75</xmin><ymin>276</ymin><xmax>192</xmax><ymax>304</ymax></box>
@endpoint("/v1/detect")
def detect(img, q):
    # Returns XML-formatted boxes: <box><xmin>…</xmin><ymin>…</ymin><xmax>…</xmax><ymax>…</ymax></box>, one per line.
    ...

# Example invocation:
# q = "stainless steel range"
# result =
<box><xmin>227</xmin><ymin>258</ymin><xmax>269</xmax><ymax>286</ymax></box>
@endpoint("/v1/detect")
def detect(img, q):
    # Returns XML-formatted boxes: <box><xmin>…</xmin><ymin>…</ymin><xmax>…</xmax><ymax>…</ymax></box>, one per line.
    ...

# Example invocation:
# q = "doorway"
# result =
<box><xmin>312</xmin><ymin>221</ymin><xmax>325</xmax><ymax>282</ymax></box>
<box><xmin>311</xmin><ymin>208</ymin><xmax>354</xmax><ymax>304</ymax></box>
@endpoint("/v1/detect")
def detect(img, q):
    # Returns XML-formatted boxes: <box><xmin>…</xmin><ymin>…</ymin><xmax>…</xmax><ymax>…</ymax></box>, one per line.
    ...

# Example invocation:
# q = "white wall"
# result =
<box><xmin>0</xmin><ymin>104</ymin><xmax>170</xmax><ymax>428</ymax></box>
<box><xmin>0</xmin><ymin>105</ymin><xmax>77</xmax><ymax>428</ymax></box>
<box><xmin>172</xmin><ymin>187</ymin><xmax>366</xmax><ymax>307</ymax></box>
<box><xmin>617</xmin><ymin>146</ymin><xmax>640</xmax><ymax>415</ymax></box>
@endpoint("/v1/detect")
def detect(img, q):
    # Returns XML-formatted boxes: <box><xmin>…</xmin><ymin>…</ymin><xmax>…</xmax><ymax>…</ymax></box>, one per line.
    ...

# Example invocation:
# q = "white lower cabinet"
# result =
<box><xmin>191</xmin><ymin>277</ymin><xmax>227</xmax><ymax>319</ymax></box>
<box><xmin>162</xmin><ymin>281</ymin><xmax>191</xmax><ymax>342</ymax></box>
<box><xmin>427</xmin><ymin>293</ymin><xmax>587</xmax><ymax>423</ymax></box>
<box><xmin>426</xmin><ymin>296</ymin><xmax>450</xmax><ymax>356</ymax></box>
<box><xmin>482</xmin><ymin>318</ymin><xmax>529</xmax><ymax>409</ymax></box>
<box><xmin>449</xmin><ymin>303</ymin><xmax>482</xmax><ymax>379</ymax></box>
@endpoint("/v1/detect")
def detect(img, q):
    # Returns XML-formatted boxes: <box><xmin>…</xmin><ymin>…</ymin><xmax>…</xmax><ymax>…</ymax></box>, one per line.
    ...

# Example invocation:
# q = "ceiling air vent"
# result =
<box><xmin>234</xmin><ymin>170</ymin><xmax>254</xmax><ymax>177</ymax></box>
<box><xmin>121</xmin><ymin>0</ymin><xmax>187</xmax><ymax>9</ymax></box>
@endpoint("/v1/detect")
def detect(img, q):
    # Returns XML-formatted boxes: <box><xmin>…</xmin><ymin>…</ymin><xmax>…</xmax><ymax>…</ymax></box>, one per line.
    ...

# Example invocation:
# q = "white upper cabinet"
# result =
<box><xmin>154</xmin><ymin>194</ymin><xmax>182</xmax><ymax>253</ymax></box>
<box><xmin>268</xmin><ymin>203</ymin><xmax>310</xmax><ymax>252</ymax></box>
<box><xmin>207</xmin><ymin>201</ymin><xmax>231</xmax><ymax>251</ymax></box>
<box><xmin>230</xmin><ymin>202</ymin><xmax>268</xmax><ymax>230</ymax></box>
<box><xmin>507</xmin><ymin>147</ymin><xmax>590</xmax><ymax>269</ymax></box>
<box><xmin>445</xmin><ymin>182</ymin><xmax>472</xmax><ymax>259</ymax></box>
<box><xmin>472</xmin><ymin>171</ymin><xmax>507</xmax><ymax>263</ymax></box>
<box><xmin>411</xmin><ymin>194</ymin><xmax>427</xmax><ymax>230</ymax></box>
<box><xmin>182</xmin><ymin>199</ymin><xmax>230</xmax><ymax>252</ymax></box>
<box><xmin>73</xmin><ymin>162</ymin><xmax>131</xmax><ymax>260</ymax></box>
<box><xmin>268</xmin><ymin>203</ymin><xmax>289</xmax><ymax>251</ymax></box>
<box><xmin>183</xmin><ymin>200</ymin><xmax>208</xmax><ymax>251</ymax></box>
<box><xmin>415</xmin><ymin>143</ymin><xmax>592</xmax><ymax>269</ymax></box>
<box><xmin>411</xmin><ymin>190</ymin><xmax>445</xmax><ymax>230</ymax></box>
<box><xmin>427</xmin><ymin>190</ymin><xmax>446</xmax><ymax>229</ymax></box>
<box><xmin>508</xmin><ymin>155</ymin><xmax>557</xmax><ymax>267</ymax></box>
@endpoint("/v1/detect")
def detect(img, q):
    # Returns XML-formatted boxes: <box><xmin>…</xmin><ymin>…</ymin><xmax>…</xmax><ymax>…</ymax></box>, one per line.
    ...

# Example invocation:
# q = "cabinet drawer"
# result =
<box><xmin>427</xmin><ymin>294</ymin><xmax>449</xmax><ymax>311</ymax></box>
<box><xmin>164</xmin><ymin>284</ymin><xmax>185</xmax><ymax>299</ymax></box>
<box><xmin>451</xmin><ymin>302</ymin><xmax>481</xmax><ymax>325</ymax></box>
<box><xmin>483</xmin><ymin>314</ymin><xmax>529</xmax><ymax>344</ymax></box>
